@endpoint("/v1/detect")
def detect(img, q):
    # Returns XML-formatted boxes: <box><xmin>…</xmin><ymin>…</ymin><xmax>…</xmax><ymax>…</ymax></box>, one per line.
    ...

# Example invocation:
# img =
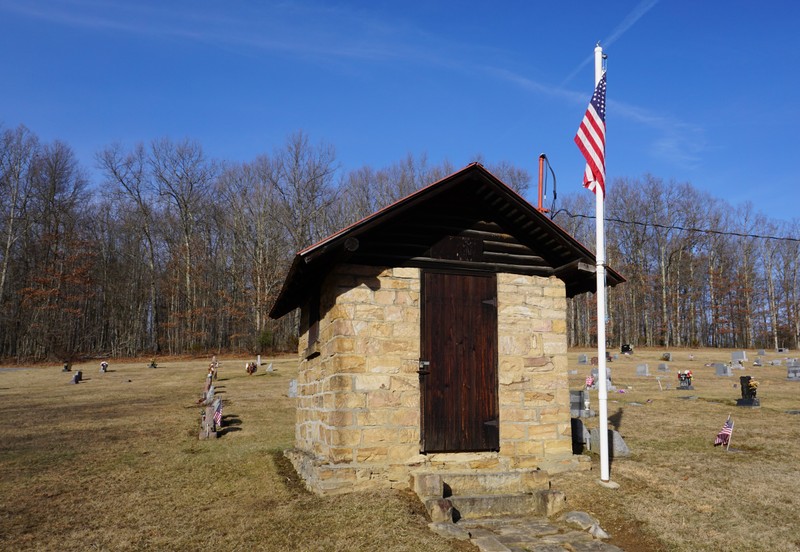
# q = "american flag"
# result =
<box><xmin>214</xmin><ymin>402</ymin><xmax>223</xmax><ymax>427</ymax></box>
<box><xmin>713</xmin><ymin>416</ymin><xmax>733</xmax><ymax>446</ymax></box>
<box><xmin>574</xmin><ymin>72</ymin><xmax>607</xmax><ymax>196</ymax></box>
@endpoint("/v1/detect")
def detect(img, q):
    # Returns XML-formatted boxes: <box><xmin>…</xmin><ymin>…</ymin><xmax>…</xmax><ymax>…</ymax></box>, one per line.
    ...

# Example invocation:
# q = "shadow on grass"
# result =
<box><xmin>269</xmin><ymin>449</ymin><xmax>310</xmax><ymax>495</ymax></box>
<box><xmin>222</xmin><ymin>415</ymin><xmax>241</xmax><ymax>426</ymax></box>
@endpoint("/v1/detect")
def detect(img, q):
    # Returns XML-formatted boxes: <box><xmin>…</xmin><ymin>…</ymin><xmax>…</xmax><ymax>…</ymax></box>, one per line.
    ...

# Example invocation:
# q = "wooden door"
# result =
<box><xmin>420</xmin><ymin>271</ymin><xmax>499</xmax><ymax>453</ymax></box>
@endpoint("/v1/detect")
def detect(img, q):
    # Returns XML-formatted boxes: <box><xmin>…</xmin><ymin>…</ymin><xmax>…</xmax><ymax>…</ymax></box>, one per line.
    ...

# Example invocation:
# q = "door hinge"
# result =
<box><xmin>482</xmin><ymin>297</ymin><xmax>497</xmax><ymax>307</ymax></box>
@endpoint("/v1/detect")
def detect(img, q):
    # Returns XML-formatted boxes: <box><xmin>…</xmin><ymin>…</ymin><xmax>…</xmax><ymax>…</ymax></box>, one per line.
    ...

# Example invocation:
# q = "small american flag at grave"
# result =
<box><xmin>714</xmin><ymin>416</ymin><xmax>734</xmax><ymax>448</ymax></box>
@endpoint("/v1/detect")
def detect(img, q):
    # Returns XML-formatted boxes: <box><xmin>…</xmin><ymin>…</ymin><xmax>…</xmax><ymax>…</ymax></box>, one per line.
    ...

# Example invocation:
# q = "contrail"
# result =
<box><xmin>561</xmin><ymin>0</ymin><xmax>659</xmax><ymax>87</ymax></box>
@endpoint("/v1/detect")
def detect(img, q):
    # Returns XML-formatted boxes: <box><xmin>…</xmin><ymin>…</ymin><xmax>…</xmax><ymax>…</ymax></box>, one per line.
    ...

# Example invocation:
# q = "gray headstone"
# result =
<box><xmin>590</xmin><ymin>367</ymin><xmax>611</xmax><ymax>380</ymax></box>
<box><xmin>636</xmin><ymin>364</ymin><xmax>650</xmax><ymax>376</ymax></box>
<box><xmin>757</xmin><ymin>349</ymin><xmax>766</xmax><ymax>356</ymax></box>
<box><xmin>715</xmin><ymin>364</ymin><xmax>732</xmax><ymax>377</ymax></box>
<box><xmin>658</xmin><ymin>363</ymin><xmax>669</xmax><ymax>372</ymax></box>
<box><xmin>578</xmin><ymin>354</ymin><xmax>588</xmax><ymax>365</ymax></box>
<box><xmin>570</xmin><ymin>390</ymin><xmax>585</xmax><ymax>417</ymax></box>
<box><xmin>770</xmin><ymin>359</ymin><xmax>783</xmax><ymax>366</ymax></box>
<box><xmin>661</xmin><ymin>352</ymin><xmax>672</xmax><ymax>361</ymax></box>
<box><xmin>257</xmin><ymin>354</ymin><xmax>261</xmax><ymax>368</ymax></box>
<box><xmin>788</xmin><ymin>366</ymin><xmax>800</xmax><ymax>380</ymax></box>
<box><xmin>732</xmin><ymin>351</ymin><xmax>747</xmax><ymax>362</ymax></box>
<box><xmin>589</xmin><ymin>428</ymin><xmax>631</xmax><ymax>457</ymax></box>
<box><xmin>778</xmin><ymin>347</ymin><xmax>790</xmax><ymax>353</ymax></box>
<box><xmin>266</xmin><ymin>362</ymin><xmax>274</xmax><ymax>372</ymax></box>
<box><xmin>288</xmin><ymin>379</ymin><xmax>298</xmax><ymax>398</ymax></box>
<box><xmin>753</xmin><ymin>357</ymin><xmax>762</xmax><ymax>367</ymax></box>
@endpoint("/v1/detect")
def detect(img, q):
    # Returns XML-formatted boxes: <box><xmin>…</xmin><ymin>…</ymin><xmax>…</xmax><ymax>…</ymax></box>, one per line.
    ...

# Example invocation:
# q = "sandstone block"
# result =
<box><xmin>354</xmin><ymin>374</ymin><xmax>392</xmax><ymax>391</ymax></box>
<box><xmin>392</xmin><ymin>267</ymin><xmax>418</xmax><ymax>279</ymax></box>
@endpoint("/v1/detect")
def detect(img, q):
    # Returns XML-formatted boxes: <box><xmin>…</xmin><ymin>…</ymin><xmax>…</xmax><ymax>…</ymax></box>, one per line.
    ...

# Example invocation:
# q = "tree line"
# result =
<box><xmin>0</xmin><ymin>123</ymin><xmax>797</xmax><ymax>361</ymax></box>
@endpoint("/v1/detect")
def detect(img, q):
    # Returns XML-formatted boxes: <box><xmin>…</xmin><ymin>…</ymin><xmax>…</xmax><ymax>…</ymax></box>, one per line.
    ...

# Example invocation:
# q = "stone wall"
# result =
<box><xmin>291</xmin><ymin>265</ymin><xmax>422</xmax><ymax>493</ymax></box>
<box><xmin>287</xmin><ymin>266</ymin><xmax>581</xmax><ymax>495</ymax></box>
<box><xmin>495</xmin><ymin>273</ymin><xmax>576</xmax><ymax>472</ymax></box>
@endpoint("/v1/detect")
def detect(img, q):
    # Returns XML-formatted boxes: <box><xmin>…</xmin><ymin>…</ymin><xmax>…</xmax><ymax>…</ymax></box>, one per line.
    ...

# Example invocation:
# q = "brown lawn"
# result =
<box><xmin>1</xmin><ymin>348</ymin><xmax>799</xmax><ymax>551</ymax></box>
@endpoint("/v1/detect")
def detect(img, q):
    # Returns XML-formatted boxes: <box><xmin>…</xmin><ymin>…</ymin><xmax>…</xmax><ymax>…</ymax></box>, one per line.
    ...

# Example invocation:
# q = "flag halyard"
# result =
<box><xmin>575</xmin><ymin>72</ymin><xmax>607</xmax><ymax>196</ymax></box>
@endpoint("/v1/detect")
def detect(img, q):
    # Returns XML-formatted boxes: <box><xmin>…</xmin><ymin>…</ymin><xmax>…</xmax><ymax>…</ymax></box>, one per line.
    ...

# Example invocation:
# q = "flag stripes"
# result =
<box><xmin>714</xmin><ymin>416</ymin><xmax>733</xmax><ymax>447</ymax></box>
<box><xmin>575</xmin><ymin>72</ymin><xmax>607</xmax><ymax>196</ymax></box>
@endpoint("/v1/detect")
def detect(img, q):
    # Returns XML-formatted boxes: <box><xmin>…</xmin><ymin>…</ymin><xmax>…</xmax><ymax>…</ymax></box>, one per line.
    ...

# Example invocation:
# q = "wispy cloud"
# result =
<box><xmin>560</xmin><ymin>0</ymin><xmax>660</xmax><ymax>87</ymax></box>
<box><xmin>0</xmin><ymin>0</ymin><xmax>454</xmax><ymax>64</ymax></box>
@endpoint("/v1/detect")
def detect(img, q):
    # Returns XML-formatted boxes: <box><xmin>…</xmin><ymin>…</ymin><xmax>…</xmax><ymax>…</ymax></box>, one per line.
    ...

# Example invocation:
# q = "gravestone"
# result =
<box><xmin>787</xmin><ymin>365</ymin><xmax>800</xmax><ymax>381</ymax></box>
<box><xmin>753</xmin><ymin>357</ymin><xmax>762</xmax><ymax>367</ymax></box>
<box><xmin>288</xmin><ymin>379</ymin><xmax>298</xmax><ymax>398</ymax></box>
<box><xmin>266</xmin><ymin>362</ymin><xmax>274</xmax><ymax>372</ymax></box>
<box><xmin>636</xmin><ymin>364</ymin><xmax>650</xmax><ymax>376</ymax></box>
<box><xmin>732</xmin><ymin>359</ymin><xmax>745</xmax><ymax>369</ymax></box>
<box><xmin>590</xmin><ymin>367</ymin><xmax>611</xmax><ymax>380</ymax></box>
<box><xmin>658</xmin><ymin>363</ymin><xmax>669</xmax><ymax>372</ymax></box>
<box><xmin>777</xmin><ymin>347</ymin><xmax>790</xmax><ymax>353</ymax></box>
<box><xmin>770</xmin><ymin>359</ymin><xmax>782</xmax><ymax>366</ymax></box>
<box><xmin>590</xmin><ymin>368</ymin><xmax>614</xmax><ymax>390</ymax></box>
<box><xmin>589</xmin><ymin>428</ymin><xmax>631</xmax><ymax>458</ymax></box>
<box><xmin>737</xmin><ymin>375</ymin><xmax>760</xmax><ymax>407</ymax></box>
<box><xmin>70</xmin><ymin>370</ymin><xmax>82</xmax><ymax>384</ymax></box>
<box><xmin>621</xmin><ymin>344</ymin><xmax>633</xmax><ymax>355</ymax></box>
<box><xmin>199</xmin><ymin>405</ymin><xmax>217</xmax><ymax>439</ymax></box>
<box><xmin>570</xmin><ymin>389</ymin><xmax>594</xmax><ymax>417</ymax></box>
<box><xmin>570</xmin><ymin>390</ymin><xmax>585</xmax><ymax>417</ymax></box>
<box><xmin>257</xmin><ymin>354</ymin><xmax>261</xmax><ymax>368</ymax></box>
<box><xmin>715</xmin><ymin>364</ymin><xmax>732</xmax><ymax>377</ymax></box>
<box><xmin>570</xmin><ymin>418</ymin><xmax>591</xmax><ymax>454</ymax></box>
<box><xmin>661</xmin><ymin>352</ymin><xmax>672</xmax><ymax>362</ymax></box>
<box><xmin>731</xmin><ymin>351</ymin><xmax>747</xmax><ymax>363</ymax></box>
<box><xmin>62</xmin><ymin>361</ymin><xmax>71</xmax><ymax>372</ymax></box>
<box><xmin>757</xmin><ymin>349</ymin><xmax>766</xmax><ymax>356</ymax></box>
<box><xmin>677</xmin><ymin>371</ymin><xmax>694</xmax><ymax>390</ymax></box>
<box><xmin>577</xmin><ymin>354</ymin><xmax>588</xmax><ymax>365</ymax></box>
<box><xmin>100</xmin><ymin>361</ymin><xmax>108</xmax><ymax>373</ymax></box>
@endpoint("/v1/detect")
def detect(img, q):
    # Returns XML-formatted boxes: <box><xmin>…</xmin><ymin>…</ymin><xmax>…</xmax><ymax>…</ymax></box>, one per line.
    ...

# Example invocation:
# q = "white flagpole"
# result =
<box><xmin>593</xmin><ymin>44</ymin><xmax>611</xmax><ymax>484</ymax></box>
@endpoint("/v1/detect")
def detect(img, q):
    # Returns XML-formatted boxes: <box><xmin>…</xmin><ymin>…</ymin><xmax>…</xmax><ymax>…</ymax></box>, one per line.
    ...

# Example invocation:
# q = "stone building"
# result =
<box><xmin>269</xmin><ymin>163</ymin><xmax>623</xmax><ymax>501</ymax></box>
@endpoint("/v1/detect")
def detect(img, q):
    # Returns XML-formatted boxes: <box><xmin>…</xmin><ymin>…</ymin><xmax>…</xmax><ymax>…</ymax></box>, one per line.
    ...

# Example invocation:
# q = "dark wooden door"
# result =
<box><xmin>420</xmin><ymin>271</ymin><xmax>499</xmax><ymax>453</ymax></box>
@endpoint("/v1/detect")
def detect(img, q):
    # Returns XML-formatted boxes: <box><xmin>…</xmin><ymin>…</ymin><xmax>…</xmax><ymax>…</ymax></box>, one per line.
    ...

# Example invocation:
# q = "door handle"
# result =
<box><xmin>418</xmin><ymin>360</ymin><xmax>430</xmax><ymax>375</ymax></box>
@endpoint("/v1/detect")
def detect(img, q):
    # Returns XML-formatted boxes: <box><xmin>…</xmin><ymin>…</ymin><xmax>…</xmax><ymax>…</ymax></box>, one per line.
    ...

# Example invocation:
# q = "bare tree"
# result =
<box><xmin>97</xmin><ymin>143</ymin><xmax>163</xmax><ymax>352</ymax></box>
<box><xmin>149</xmin><ymin>138</ymin><xmax>215</xmax><ymax>350</ymax></box>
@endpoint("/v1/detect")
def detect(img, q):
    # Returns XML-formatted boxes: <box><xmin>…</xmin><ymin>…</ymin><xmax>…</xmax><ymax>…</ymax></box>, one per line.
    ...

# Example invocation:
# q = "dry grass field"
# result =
<box><xmin>556</xmin><ymin>347</ymin><xmax>800</xmax><ymax>552</ymax></box>
<box><xmin>1</xmin><ymin>348</ymin><xmax>799</xmax><ymax>551</ymax></box>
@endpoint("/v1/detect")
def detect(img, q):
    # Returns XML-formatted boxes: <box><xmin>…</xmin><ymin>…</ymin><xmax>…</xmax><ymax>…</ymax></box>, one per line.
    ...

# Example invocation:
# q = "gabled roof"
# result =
<box><xmin>269</xmin><ymin>163</ymin><xmax>624</xmax><ymax>318</ymax></box>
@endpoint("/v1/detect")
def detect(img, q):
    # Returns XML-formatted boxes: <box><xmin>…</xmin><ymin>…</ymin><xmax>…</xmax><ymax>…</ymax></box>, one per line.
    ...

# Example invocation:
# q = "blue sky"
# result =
<box><xmin>1</xmin><ymin>0</ymin><xmax>798</xmax><ymax>222</ymax></box>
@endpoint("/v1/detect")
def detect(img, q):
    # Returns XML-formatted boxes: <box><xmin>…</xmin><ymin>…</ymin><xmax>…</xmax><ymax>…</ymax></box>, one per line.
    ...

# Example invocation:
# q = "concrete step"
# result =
<box><xmin>411</xmin><ymin>469</ymin><xmax>549</xmax><ymax>500</ymax></box>
<box><xmin>423</xmin><ymin>490</ymin><xmax>566</xmax><ymax>522</ymax></box>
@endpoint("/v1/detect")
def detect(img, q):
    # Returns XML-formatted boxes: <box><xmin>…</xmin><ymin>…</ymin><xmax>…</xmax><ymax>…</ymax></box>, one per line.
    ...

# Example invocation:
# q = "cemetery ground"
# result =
<box><xmin>0</xmin><ymin>350</ymin><xmax>798</xmax><ymax>552</ymax></box>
